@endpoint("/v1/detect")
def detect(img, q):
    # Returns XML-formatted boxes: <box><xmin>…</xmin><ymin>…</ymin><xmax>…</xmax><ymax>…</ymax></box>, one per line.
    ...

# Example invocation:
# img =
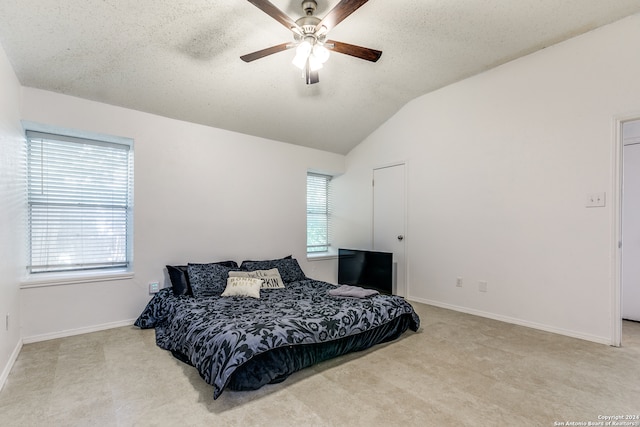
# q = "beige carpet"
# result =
<box><xmin>1</xmin><ymin>302</ymin><xmax>639</xmax><ymax>426</ymax></box>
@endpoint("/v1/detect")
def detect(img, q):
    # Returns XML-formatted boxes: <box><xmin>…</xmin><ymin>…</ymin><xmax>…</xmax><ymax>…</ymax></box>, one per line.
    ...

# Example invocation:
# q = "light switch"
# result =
<box><xmin>586</xmin><ymin>192</ymin><xmax>606</xmax><ymax>208</ymax></box>
<box><xmin>149</xmin><ymin>282</ymin><xmax>160</xmax><ymax>294</ymax></box>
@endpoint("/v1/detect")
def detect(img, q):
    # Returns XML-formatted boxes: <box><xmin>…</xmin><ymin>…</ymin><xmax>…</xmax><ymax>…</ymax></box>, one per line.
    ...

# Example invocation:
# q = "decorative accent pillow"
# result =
<box><xmin>240</xmin><ymin>257</ymin><xmax>306</xmax><ymax>283</ymax></box>
<box><xmin>221</xmin><ymin>277</ymin><xmax>262</xmax><ymax>299</ymax></box>
<box><xmin>215</xmin><ymin>260</ymin><xmax>239</xmax><ymax>269</ymax></box>
<box><xmin>167</xmin><ymin>261</ymin><xmax>238</xmax><ymax>296</ymax></box>
<box><xmin>240</xmin><ymin>255</ymin><xmax>292</xmax><ymax>263</ymax></box>
<box><xmin>187</xmin><ymin>263</ymin><xmax>235</xmax><ymax>298</ymax></box>
<box><xmin>166</xmin><ymin>265</ymin><xmax>191</xmax><ymax>296</ymax></box>
<box><xmin>228</xmin><ymin>268</ymin><xmax>285</xmax><ymax>289</ymax></box>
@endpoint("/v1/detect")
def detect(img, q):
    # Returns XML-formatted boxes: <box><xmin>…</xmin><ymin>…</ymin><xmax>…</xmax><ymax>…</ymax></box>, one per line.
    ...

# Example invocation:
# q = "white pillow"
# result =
<box><xmin>228</xmin><ymin>268</ymin><xmax>285</xmax><ymax>289</ymax></box>
<box><xmin>221</xmin><ymin>277</ymin><xmax>262</xmax><ymax>298</ymax></box>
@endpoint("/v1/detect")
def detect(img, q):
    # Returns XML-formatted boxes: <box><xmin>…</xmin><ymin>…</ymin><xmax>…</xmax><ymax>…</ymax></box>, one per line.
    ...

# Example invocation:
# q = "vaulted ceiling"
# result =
<box><xmin>1</xmin><ymin>1</ymin><xmax>640</xmax><ymax>154</ymax></box>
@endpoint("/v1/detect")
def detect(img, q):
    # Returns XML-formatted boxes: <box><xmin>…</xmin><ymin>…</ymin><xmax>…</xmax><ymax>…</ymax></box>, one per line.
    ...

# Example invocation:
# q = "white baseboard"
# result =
<box><xmin>407</xmin><ymin>296</ymin><xmax>611</xmax><ymax>346</ymax></box>
<box><xmin>22</xmin><ymin>318</ymin><xmax>137</xmax><ymax>344</ymax></box>
<box><xmin>0</xmin><ymin>338</ymin><xmax>23</xmax><ymax>392</ymax></box>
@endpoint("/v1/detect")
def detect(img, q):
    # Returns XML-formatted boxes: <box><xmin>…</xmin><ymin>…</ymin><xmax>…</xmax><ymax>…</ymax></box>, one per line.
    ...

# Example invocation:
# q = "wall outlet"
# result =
<box><xmin>586</xmin><ymin>192</ymin><xmax>606</xmax><ymax>207</ymax></box>
<box><xmin>149</xmin><ymin>282</ymin><xmax>160</xmax><ymax>294</ymax></box>
<box><xmin>456</xmin><ymin>277</ymin><xmax>463</xmax><ymax>287</ymax></box>
<box><xmin>479</xmin><ymin>281</ymin><xmax>488</xmax><ymax>292</ymax></box>
<box><xmin>5</xmin><ymin>313</ymin><xmax>8</xmax><ymax>331</ymax></box>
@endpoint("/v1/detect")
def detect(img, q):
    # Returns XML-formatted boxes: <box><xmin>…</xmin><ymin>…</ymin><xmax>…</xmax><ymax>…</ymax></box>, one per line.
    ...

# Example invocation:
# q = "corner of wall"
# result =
<box><xmin>0</xmin><ymin>339</ymin><xmax>22</xmax><ymax>392</ymax></box>
<box><xmin>0</xmin><ymin>40</ymin><xmax>26</xmax><ymax>389</ymax></box>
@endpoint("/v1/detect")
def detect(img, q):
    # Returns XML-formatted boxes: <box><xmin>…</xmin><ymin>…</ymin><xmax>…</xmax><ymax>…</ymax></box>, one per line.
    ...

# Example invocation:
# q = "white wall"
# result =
<box><xmin>19</xmin><ymin>88</ymin><xmax>344</xmax><ymax>340</ymax></box>
<box><xmin>0</xmin><ymin>42</ymin><xmax>25</xmax><ymax>387</ymax></box>
<box><xmin>333</xmin><ymin>14</ymin><xmax>640</xmax><ymax>344</ymax></box>
<box><xmin>8</xmin><ymin>11</ymin><xmax>639</xmax><ymax>357</ymax></box>
<box><xmin>622</xmin><ymin>120</ymin><xmax>640</xmax><ymax>321</ymax></box>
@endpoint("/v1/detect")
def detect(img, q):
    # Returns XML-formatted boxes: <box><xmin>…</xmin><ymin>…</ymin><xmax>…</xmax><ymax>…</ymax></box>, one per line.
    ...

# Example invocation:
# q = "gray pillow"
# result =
<box><xmin>240</xmin><ymin>258</ymin><xmax>306</xmax><ymax>283</ymax></box>
<box><xmin>167</xmin><ymin>260</ymin><xmax>238</xmax><ymax>296</ymax></box>
<box><xmin>187</xmin><ymin>263</ymin><xmax>235</xmax><ymax>297</ymax></box>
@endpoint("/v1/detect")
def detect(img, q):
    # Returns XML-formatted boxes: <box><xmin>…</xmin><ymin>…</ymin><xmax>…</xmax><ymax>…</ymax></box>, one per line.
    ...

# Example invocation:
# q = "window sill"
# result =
<box><xmin>307</xmin><ymin>248</ymin><xmax>338</xmax><ymax>261</ymax></box>
<box><xmin>20</xmin><ymin>270</ymin><xmax>134</xmax><ymax>289</ymax></box>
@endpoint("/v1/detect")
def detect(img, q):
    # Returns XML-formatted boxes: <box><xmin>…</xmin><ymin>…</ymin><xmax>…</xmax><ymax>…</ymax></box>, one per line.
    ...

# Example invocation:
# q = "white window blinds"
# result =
<box><xmin>307</xmin><ymin>172</ymin><xmax>331</xmax><ymax>253</ymax></box>
<box><xmin>26</xmin><ymin>130</ymin><xmax>133</xmax><ymax>274</ymax></box>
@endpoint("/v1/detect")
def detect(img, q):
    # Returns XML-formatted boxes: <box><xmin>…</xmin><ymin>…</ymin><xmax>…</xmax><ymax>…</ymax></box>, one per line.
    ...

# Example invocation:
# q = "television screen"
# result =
<box><xmin>338</xmin><ymin>248</ymin><xmax>393</xmax><ymax>294</ymax></box>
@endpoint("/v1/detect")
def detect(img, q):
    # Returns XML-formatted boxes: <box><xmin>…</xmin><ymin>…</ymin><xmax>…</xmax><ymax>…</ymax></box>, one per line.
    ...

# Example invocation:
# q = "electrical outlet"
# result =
<box><xmin>5</xmin><ymin>313</ymin><xmax>9</xmax><ymax>331</ymax></box>
<box><xmin>149</xmin><ymin>282</ymin><xmax>160</xmax><ymax>294</ymax></box>
<box><xmin>456</xmin><ymin>277</ymin><xmax>463</xmax><ymax>287</ymax></box>
<box><xmin>479</xmin><ymin>281</ymin><xmax>488</xmax><ymax>292</ymax></box>
<box><xmin>586</xmin><ymin>192</ymin><xmax>606</xmax><ymax>208</ymax></box>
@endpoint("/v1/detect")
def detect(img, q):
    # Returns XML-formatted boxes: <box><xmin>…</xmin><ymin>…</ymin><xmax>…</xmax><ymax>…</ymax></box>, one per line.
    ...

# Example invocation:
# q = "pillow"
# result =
<box><xmin>240</xmin><ymin>258</ymin><xmax>306</xmax><ymax>283</ymax></box>
<box><xmin>166</xmin><ymin>265</ymin><xmax>191</xmax><ymax>296</ymax></box>
<box><xmin>187</xmin><ymin>263</ymin><xmax>235</xmax><ymax>297</ymax></box>
<box><xmin>167</xmin><ymin>260</ymin><xmax>238</xmax><ymax>296</ymax></box>
<box><xmin>240</xmin><ymin>255</ymin><xmax>292</xmax><ymax>262</ymax></box>
<box><xmin>228</xmin><ymin>268</ymin><xmax>285</xmax><ymax>289</ymax></box>
<box><xmin>221</xmin><ymin>277</ymin><xmax>262</xmax><ymax>299</ymax></box>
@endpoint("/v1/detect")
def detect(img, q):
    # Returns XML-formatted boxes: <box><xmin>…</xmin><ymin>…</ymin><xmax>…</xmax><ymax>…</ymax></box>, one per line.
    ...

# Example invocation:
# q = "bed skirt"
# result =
<box><xmin>172</xmin><ymin>312</ymin><xmax>414</xmax><ymax>393</ymax></box>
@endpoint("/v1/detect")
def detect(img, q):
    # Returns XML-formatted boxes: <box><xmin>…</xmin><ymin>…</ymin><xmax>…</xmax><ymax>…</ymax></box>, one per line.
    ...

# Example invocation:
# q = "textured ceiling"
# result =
<box><xmin>1</xmin><ymin>1</ymin><xmax>640</xmax><ymax>154</ymax></box>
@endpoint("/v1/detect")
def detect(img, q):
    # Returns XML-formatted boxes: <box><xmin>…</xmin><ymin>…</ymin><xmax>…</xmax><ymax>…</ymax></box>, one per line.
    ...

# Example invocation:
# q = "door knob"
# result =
<box><xmin>397</xmin><ymin>235</ymin><xmax>404</xmax><ymax>241</ymax></box>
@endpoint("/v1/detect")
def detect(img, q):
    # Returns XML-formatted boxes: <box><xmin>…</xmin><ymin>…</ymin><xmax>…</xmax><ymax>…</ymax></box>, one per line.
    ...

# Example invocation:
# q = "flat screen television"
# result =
<box><xmin>338</xmin><ymin>248</ymin><xmax>394</xmax><ymax>294</ymax></box>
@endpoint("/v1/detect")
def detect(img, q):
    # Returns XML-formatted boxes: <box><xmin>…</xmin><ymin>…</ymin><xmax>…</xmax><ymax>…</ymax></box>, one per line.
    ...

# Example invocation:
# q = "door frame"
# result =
<box><xmin>612</xmin><ymin>113</ymin><xmax>640</xmax><ymax>347</ymax></box>
<box><xmin>372</xmin><ymin>161</ymin><xmax>408</xmax><ymax>296</ymax></box>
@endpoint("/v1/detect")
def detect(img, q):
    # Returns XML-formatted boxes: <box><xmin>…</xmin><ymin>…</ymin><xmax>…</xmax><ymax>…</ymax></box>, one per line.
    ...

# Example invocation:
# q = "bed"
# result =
<box><xmin>134</xmin><ymin>257</ymin><xmax>420</xmax><ymax>399</ymax></box>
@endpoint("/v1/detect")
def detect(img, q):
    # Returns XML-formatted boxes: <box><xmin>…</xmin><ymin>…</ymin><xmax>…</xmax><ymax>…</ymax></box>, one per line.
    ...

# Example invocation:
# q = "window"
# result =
<box><xmin>26</xmin><ymin>130</ymin><xmax>133</xmax><ymax>274</ymax></box>
<box><xmin>307</xmin><ymin>172</ymin><xmax>331</xmax><ymax>253</ymax></box>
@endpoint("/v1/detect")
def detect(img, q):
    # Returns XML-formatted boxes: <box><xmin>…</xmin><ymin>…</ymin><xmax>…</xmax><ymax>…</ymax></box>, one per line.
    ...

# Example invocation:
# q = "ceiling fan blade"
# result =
<box><xmin>316</xmin><ymin>0</ymin><xmax>369</xmax><ymax>33</ymax></box>
<box><xmin>240</xmin><ymin>43</ymin><xmax>292</xmax><ymax>62</ymax></box>
<box><xmin>247</xmin><ymin>0</ymin><xmax>300</xmax><ymax>33</ymax></box>
<box><xmin>327</xmin><ymin>40</ymin><xmax>382</xmax><ymax>62</ymax></box>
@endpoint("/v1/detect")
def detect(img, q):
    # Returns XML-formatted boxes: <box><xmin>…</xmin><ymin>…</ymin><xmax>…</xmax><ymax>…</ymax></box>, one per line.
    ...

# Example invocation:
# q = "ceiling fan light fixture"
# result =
<box><xmin>312</xmin><ymin>43</ymin><xmax>330</xmax><ymax>63</ymax></box>
<box><xmin>292</xmin><ymin>37</ymin><xmax>329</xmax><ymax>72</ymax></box>
<box><xmin>243</xmin><ymin>0</ymin><xmax>382</xmax><ymax>85</ymax></box>
<box><xmin>308</xmin><ymin>55</ymin><xmax>323</xmax><ymax>71</ymax></box>
<box><xmin>292</xmin><ymin>39</ymin><xmax>312</xmax><ymax>69</ymax></box>
<box><xmin>296</xmin><ymin>39</ymin><xmax>312</xmax><ymax>56</ymax></box>
<box><xmin>292</xmin><ymin>54</ymin><xmax>307</xmax><ymax>69</ymax></box>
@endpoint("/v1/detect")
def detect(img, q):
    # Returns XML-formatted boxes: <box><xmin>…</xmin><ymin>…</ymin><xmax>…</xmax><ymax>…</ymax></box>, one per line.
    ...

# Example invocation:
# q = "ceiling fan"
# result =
<box><xmin>241</xmin><ymin>0</ymin><xmax>382</xmax><ymax>84</ymax></box>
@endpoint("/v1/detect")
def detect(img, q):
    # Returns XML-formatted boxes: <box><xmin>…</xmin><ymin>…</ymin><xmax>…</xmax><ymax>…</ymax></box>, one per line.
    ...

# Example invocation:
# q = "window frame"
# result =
<box><xmin>306</xmin><ymin>172</ymin><xmax>332</xmax><ymax>255</ymax></box>
<box><xmin>22</xmin><ymin>122</ymin><xmax>134</xmax><ymax>282</ymax></box>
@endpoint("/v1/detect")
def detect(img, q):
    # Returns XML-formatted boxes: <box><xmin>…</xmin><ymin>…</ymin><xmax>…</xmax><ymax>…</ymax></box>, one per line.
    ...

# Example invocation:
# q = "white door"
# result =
<box><xmin>373</xmin><ymin>164</ymin><xmax>406</xmax><ymax>296</ymax></box>
<box><xmin>622</xmin><ymin>120</ymin><xmax>640</xmax><ymax>321</ymax></box>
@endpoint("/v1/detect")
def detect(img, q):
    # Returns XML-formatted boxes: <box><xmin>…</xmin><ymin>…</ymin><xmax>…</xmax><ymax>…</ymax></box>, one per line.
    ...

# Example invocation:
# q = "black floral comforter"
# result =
<box><xmin>135</xmin><ymin>279</ymin><xmax>420</xmax><ymax>399</ymax></box>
